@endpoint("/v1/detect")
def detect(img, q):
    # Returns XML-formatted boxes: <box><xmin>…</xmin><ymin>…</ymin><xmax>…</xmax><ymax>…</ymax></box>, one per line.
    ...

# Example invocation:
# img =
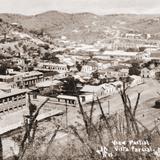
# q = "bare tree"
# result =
<box><xmin>16</xmin><ymin>94</ymin><xmax>49</xmax><ymax>160</ymax></box>
<box><xmin>0</xmin><ymin>137</ymin><xmax>3</xmax><ymax>160</ymax></box>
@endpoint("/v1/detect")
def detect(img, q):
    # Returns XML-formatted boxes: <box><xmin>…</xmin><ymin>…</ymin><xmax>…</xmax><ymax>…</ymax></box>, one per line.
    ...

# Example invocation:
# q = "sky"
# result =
<box><xmin>0</xmin><ymin>0</ymin><xmax>160</xmax><ymax>15</ymax></box>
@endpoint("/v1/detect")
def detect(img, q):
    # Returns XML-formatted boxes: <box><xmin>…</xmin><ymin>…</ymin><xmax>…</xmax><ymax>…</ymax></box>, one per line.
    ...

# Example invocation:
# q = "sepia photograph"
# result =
<box><xmin>0</xmin><ymin>0</ymin><xmax>160</xmax><ymax>159</ymax></box>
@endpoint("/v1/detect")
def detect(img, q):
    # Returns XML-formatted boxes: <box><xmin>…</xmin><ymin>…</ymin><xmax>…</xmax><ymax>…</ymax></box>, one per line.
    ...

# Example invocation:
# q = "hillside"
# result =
<box><xmin>1</xmin><ymin>11</ymin><xmax>160</xmax><ymax>43</ymax></box>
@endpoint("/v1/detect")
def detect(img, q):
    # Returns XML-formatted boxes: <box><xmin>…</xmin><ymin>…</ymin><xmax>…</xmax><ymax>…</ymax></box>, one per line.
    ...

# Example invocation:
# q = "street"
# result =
<box><xmin>58</xmin><ymin>79</ymin><xmax>160</xmax><ymax>130</ymax></box>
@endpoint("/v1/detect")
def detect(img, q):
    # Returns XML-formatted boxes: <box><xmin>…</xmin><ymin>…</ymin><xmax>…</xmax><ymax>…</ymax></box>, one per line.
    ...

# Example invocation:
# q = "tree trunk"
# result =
<box><xmin>0</xmin><ymin>137</ymin><xmax>3</xmax><ymax>160</ymax></box>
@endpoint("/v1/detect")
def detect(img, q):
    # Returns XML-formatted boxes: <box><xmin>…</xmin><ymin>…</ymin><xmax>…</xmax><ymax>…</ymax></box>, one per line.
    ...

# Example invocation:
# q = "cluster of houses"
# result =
<box><xmin>0</xmin><ymin>70</ymin><xmax>43</xmax><ymax>88</ymax></box>
<box><xmin>1</xmin><ymin>26</ymin><xmax>160</xmax><ymax>112</ymax></box>
<box><xmin>0</xmin><ymin>82</ymin><xmax>28</xmax><ymax>113</ymax></box>
<box><xmin>2</xmin><ymin>47</ymin><xmax>160</xmax><ymax>110</ymax></box>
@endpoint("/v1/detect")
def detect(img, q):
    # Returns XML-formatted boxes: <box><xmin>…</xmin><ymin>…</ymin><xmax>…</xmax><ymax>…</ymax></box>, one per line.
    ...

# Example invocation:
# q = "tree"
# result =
<box><xmin>139</xmin><ymin>47</ymin><xmax>146</xmax><ymax>52</ymax></box>
<box><xmin>0</xmin><ymin>63</ymin><xmax>7</xmax><ymax>75</ymax></box>
<box><xmin>0</xmin><ymin>20</ymin><xmax>12</xmax><ymax>43</ymax></box>
<box><xmin>16</xmin><ymin>95</ymin><xmax>49</xmax><ymax>160</ymax></box>
<box><xmin>129</xmin><ymin>67</ymin><xmax>141</xmax><ymax>76</ymax></box>
<box><xmin>125</xmin><ymin>48</ymin><xmax>138</xmax><ymax>52</ymax></box>
<box><xmin>0</xmin><ymin>137</ymin><xmax>3</xmax><ymax>160</ymax></box>
<box><xmin>129</xmin><ymin>63</ymin><xmax>141</xmax><ymax>76</ymax></box>
<box><xmin>62</xmin><ymin>76</ymin><xmax>80</xmax><ymax>95</ymax></box>
<box><xmin>131</xmin><ymin>62</ymin><xmax>140</xmax><ymax>68</ymax></box>
<box><xmin>50</xmin><ymin>56</ymin><xmax>60</xmax><ymax>63</ymax></box>
<box><xmin>67</xmin><ymin>65</ymin><xmax>70</xmax><ymax>71</ymax></box>
<box><xmin>88</xmin><ymin>52</ymin><xmax>94</xmax><ymax>59</ymax></box>
<box><xmin>42</xmin><ymin>52</ymin><xmax>60</xmax><ymax>63</ymax></box>
<box><xmin>22</xmin><ymin>44</ymin><xmax>27</xmax><ymax>53</ymax></box>
<box><xmin>12</xmin><ymin>66</ymin><xmax>21</xmax><ymax>72</ymax></box>
<box><xmin>28</xmin><ymin>66</ymin><xmax>34</xmax><ymax>71</ymax></box>
<box><xmin>92</xmin><ymin>70</ymin><xmax>100</xmax><ymax>79</ymax></box>
<box><xmin>76</xmin><ymin>61</ymin><xmax>82</xmax><ymax>72</ymax></box>
<box><xmin>0</xmin><ymin>54</ymin><xmax>5</xmax><ymax>59</ymax></box>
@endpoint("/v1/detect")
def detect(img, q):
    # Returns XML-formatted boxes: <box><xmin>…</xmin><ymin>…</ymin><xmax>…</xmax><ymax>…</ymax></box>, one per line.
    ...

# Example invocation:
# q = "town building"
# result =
<box><xmin>150</xmin><ymin>51</ymin><xmax>160</xmax><ymax>62</ymax></box>
<box><xmin>105</xmin><ymin>67</ymin><xmax>129</xmax><ymax>79</ymax></box>
<box><xmin>36</xmin><ymin>80</ymin><xmax>62</xmax><ymax>95</ymax></box>
<box><xmin>136</xmin><ymin>52</ymin><xmax>150</xmax><ymax>61</ymax></box>
<box><xmin>20</xmin><ymin>71</ymin><xmax>44</xmax><ymax>88</ymax></box>
<box><xmin>0</xmin><ymin>71</ymin><xmax>43</xmax><ymax>88</ymax></box>
<box><xmin>12</xmin><ymin>58</ymin><xmax>25</xmax><ymax>66</ymax></box>
<box><xmin>36</xmin><ymin>62</ymin><xmax>68</xmax><ymax>73</ymax></box>
<box><xmin>81</xmin><ymin>61</ymin><xmax>98</xmax><ymax>74</ymax></box>
<box><xmin>57</xmin><ymin>95</ymin><xmax>78</xmax><ymax>107</ymax></box>
<box><xmin>79</xmin><ymin>82</ymin><xmax>121</xmax><ymax>103</ymax></box>
<box><xmin>141</xmin><ymin>68</ymin><xmax>150</xmax><ymax>78</ymax></box>
<box><xmin>0</xmin><ymin>82</ymin><xmax>28</xmax><ymax>113</ymax></box>
<box><xmin>140</xmin><ymin>68</ymin><xmax>159</xmax><ymax>78</ymax></box>
<box><xmin>102</xmin><ymin>50</ymin><xmax>138</xmax><ymax>60</ymax></box>
<box><xmin>0</xmin><ymin>74</ymin><xmax>23</xmax><ymax>88</ymax></box>
<box><xmin>81</xmin><ymin>65</ymin><xmax>97</xmax><ymax>74</ymax></box>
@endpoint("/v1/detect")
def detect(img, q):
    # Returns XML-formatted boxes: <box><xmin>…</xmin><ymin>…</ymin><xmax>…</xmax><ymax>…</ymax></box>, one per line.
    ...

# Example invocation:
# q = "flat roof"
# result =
<box><xmin>57</xmin><ymin>95</ymin><xmax>77</xmax><ymax>100</ymax></box>
<box><xmin>12</xmin><ymin>71</ymin><xmax>43</xmax><ymax>77</ymax></box>
<box><xmin>0</xmin><ymin>89</ymin><xmax>28</xmax><ymax>99</ymax></box>
<box><xmin>81</xmin><ymin>85</ymin><xmax>101</xmax><ymax>93</ymax></box>
<box><xmin>36</xmin><ymin>80</ymin><xmax>62</xmax><ymax>88</ymax></box>
<box><xmin>0</xmin><ymin>75</ymin><xmax>14</xmax><ymax>79</ymax></box>
<box><xmin>102</xmin><ymin>50</ymin><xmax>138</xmax><ymax>56</ymax></box>
<box><xmin>0</xmin><ymin>82</ymin><xmax>12</xmax><ymax>90</ymax></box>
<box><xmin>39</xmin><ymin>62</ymin><xmax>67</xmax><ymax>67</ymax></box>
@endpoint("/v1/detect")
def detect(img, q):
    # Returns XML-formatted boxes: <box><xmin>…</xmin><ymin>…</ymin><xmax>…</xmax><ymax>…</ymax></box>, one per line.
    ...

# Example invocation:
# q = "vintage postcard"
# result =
<box><xmin>0</xmin><ymin>0</ymin><xmax>160</xmax><ymax>159</ymax></box>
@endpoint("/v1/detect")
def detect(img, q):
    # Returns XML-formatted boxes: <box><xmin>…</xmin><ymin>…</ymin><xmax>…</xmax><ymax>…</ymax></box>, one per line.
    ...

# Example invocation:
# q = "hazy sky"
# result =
<box><xmin>0</xmin><ymin>0</ymin><xmax>160</xmax><ymax>15</ymax></box>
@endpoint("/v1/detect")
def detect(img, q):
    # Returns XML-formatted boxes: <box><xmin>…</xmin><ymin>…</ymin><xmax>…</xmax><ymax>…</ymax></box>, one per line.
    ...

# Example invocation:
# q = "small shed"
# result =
<box><xmin>57</xmin><ymin>95</ymin><xmax>78</xmax><ymax>106</ymax></box>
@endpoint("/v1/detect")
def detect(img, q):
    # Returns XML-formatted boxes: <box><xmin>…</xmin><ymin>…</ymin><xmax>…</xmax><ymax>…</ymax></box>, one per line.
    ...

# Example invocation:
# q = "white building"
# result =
<box><xmin>0</xmin><ymin>71</ymin><xmax>43</xmax><ymax>88</ymax></box>
<box><xmin>80</xmin><ymin>83</ymin><xmax>120</xmax><ymax>103</ymax></box>
<box><xmin>140</xmin><ymin>68</ymin><xmax>158</xmax><ymax>79</ymax></box>
<box><xmin>102</xmin><ymin>50</ymin><xmax>138</xmax><ymax>60</ymax></box>
<box><xmin>105</xmin><ymin>68</ymin><xmax>129</xmax><ymax>79</ymax></box>
<box><xmin>0</xmin><ymin>82</ymin><xmax>28</xmax><ymax>113</ymax></box>
<box><xmin>81</xmin><ymin>65</ymin><xmax>97</xmax><ymax>74</ymax></box>
<box><xmin>81</xmin><ymin>61</ymin><xmax>98</xmax><ymax>74</ymax></box>
<box><xmin>37</xmin><ymin>62</ymin><xmax>68</xmax><ymax>73</ymax></box>
<box><xmin>136</xmin><ymin>52</ymin><xmax>150</xmax><ymax>61</ymax></box>
<box><xmin>20</xmin><ymin>71</ymin><xmax>44</xmax><ymax>87</ymax></box>
<box><xmin>141</xmin><ymin>68</ymin><xmax>150</xmax><ymax>78</ymax></box>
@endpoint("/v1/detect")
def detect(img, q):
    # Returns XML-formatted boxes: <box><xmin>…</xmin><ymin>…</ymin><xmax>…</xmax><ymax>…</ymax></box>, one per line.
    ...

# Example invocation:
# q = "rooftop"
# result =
<box><xmin>102</xmin><ymin>50</ymin><xmax>138</xmax><ymax>57</ymax></box>
<box><xmin>0</xmin><ymin>88</ymin><xmax>28</xmax><ymax>99</ymax></box>
<box><xmin>11</xmin><ymin>71</ymin><xmax>43</xmax><ymax>77</ymax></box>
<box><xmin>39</xmin><ymin>62</ymin><xmax>67</xmax><ymax>67</ymax></box>
<box><xmin>0</xmin><ymin>75</ymin><xmax>14</xmax><ymax>79</ymax></box>
<box><xmin>0</xmin><ymin>82</ymin><xmax>12</xmax><ymax>90</ymax></box>
<box><xmin>57</xmin><ymin>95</ymin><xmax>77</xmax><ymax>100</ymax></box>
<box><xmin>81</xmin><ymin>85</ymin><xmax>102</xmax><ymax>93</ymax></box>
<box><xmin>150</xmin><ymin>52</ymin><xmax>160</xmax><ymax>58</ymax></box>
<box><xmin>36</xmin><ymin>80</ymin><xmax>62</xmax><ymax>88</ymax></box>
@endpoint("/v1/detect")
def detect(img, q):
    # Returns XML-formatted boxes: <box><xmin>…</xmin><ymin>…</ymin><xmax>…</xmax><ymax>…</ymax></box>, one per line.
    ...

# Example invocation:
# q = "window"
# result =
<box><xmin>14</xmin><ymin>96</ymin><xmax>17</xmax><ymax>101</ymax></box>
<box><xmin>81</xmin><ymin>96</ymin><xmax>85</xmax><ymax>102</ymax></box>
<box><xmin>22</xmin><ymin>95</ymin><xmax>25</xmax><ymax>99</ymax></box>
<box><xmin>71</xmin><ymin>100</ymin><xmax>75</xmax><ymax>104</ymax></box>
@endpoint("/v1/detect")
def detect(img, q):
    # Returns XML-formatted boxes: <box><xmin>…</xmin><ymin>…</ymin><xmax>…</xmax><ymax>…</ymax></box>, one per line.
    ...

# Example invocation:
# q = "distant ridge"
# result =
<box><xmin>0</xmin><ymin>10</ymin><xmax>160</xmax><ymax>43</ymax></box>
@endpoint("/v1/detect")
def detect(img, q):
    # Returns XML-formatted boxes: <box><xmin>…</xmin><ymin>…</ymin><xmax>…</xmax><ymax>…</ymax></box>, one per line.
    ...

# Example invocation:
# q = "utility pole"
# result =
<box><xmin>65</xmin><ymin>101</ymin><xmax>68</xmax><ymax>129</ymax></box>
<box><xmin>108</xmin><ymin>100</ymin><xmax>110</xmax><ymax>115</ymax></box>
